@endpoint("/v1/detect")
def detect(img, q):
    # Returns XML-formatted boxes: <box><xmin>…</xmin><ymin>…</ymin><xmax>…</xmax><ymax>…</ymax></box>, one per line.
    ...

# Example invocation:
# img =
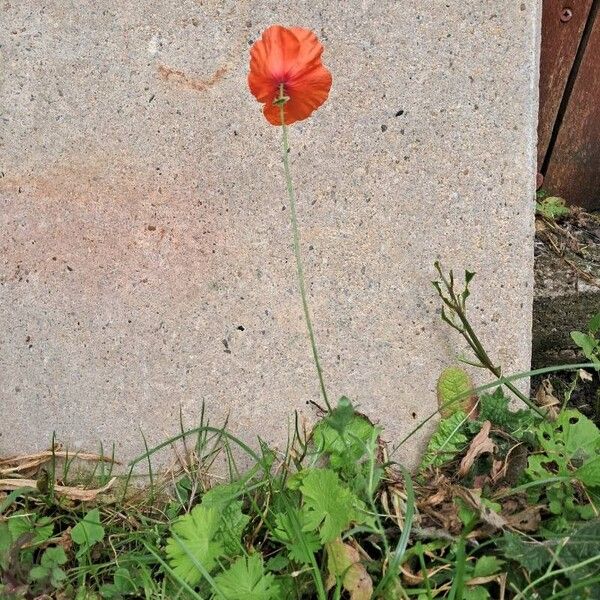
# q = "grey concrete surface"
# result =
<box><xmin>0</xmin><ymin>1</ymin><xmax>540</xmax><ymax>469</ymax></box>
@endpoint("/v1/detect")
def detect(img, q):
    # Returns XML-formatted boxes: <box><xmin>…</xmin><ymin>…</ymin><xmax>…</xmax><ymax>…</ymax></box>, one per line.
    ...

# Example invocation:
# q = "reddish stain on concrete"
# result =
<box><xmin>157</xmin><ymin>63</ymin><xmax>229</xmax><ymax>92</ymax></box>
<box><xmin>0</xmin><ymin>160</ymin><xmax>227</xmax><ymax>290</ymax></box>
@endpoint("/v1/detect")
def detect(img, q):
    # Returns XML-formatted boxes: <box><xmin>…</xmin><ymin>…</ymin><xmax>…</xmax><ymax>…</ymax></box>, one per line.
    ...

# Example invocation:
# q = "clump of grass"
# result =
<box><xmin>3</xmin><ymin>378</ymin><xmax>600</xmax><ymax>599</ymax></box>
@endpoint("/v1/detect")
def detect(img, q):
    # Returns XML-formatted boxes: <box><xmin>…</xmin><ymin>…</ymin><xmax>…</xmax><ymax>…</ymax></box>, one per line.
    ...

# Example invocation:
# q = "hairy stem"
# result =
<box><xmin>277</xmin><ymin>85</ymin><xmax>331</xmax><ymax>411</ymax></box>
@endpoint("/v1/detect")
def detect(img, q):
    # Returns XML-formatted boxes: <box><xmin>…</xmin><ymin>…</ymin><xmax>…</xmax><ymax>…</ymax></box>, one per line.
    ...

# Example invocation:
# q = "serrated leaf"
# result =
<box><xmin>300</xmin><ymin>469</ymin><xmax>365</xmax><ymax>543</ymax></box>
<box><xmin>273</xmin><ymin>507</ymin><xmax>322</xmax><ymax>564</ymax></box>
<box><xmin>536</xmin><ymin>196</ymin><xmax>570</xmax><ymax>220</ymax></box>
<box><xmin>472</xmin><ymin>555</ymin><xmax>503</xmax><ymax>578</ymax></box>
<box><xmin>201</xmin><ymin>483</ymin><xmax>250</xmax><ymax>554</ymax></box>
<box><xmin>478</xmin><ymin>388</ymin><xmax>510</xmax><ymax>426</ymax></box>
<box><xmin>437</xmin><ymin>367</ymin><xmax>474</xmax><ymax>418</ymax></box>
<box><xmin>165</xmin><ymin>505</ymin><xmax>224</xmax><ymax>586</ymax></box>
<box><xmin>498</xmin><ymin>531</ymin><xmax>552</xmax><ymax>572</ymax></box>
<box><xmin>313</xmin><ymin>406</ymin><xmax>377</xmax><ymax>472</ymax></box>
<box><xmin>420</xmin><ymin>411</ymin><xmax>469</xmax><ymax>470</ymax></box>
<box><xmin>213</xmin><ymin>554</ymin><xmax>279</xmax><ymax>600</ymax></box>
<box><xmin>42</xmin><ymin>546</ymin><xmax>67</xmax><ymax>567</ymax></box>
<box><xmin>526</xmin><ymin>410</ymin><xmax>600</xmax><ymax>521</ymax></box>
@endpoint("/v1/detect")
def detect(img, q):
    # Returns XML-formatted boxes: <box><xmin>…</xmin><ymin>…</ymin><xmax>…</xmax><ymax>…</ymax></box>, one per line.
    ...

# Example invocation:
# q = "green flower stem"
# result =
<box><xmin>276</xmin><ymin>85</ymin><xmax>331</xmax><ymax>412</ymax></box>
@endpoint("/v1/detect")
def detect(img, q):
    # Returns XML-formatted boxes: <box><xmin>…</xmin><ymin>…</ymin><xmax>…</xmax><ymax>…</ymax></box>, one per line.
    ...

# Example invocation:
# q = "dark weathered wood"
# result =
<box><xmin>537</xmin><ymin>0</ymin><xmax>594</xmax><ymax>167</ymax></box>
<box><xmin>544</xmin><ymin>9</ymin><xmax>600</xmax><ymax>209</ymax></box>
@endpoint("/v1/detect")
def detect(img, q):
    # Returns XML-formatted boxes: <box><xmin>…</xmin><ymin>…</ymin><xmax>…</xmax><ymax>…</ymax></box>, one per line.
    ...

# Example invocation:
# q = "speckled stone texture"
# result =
<box><xmin>0</xmin><ymin>1</ymin><xmax>540</xmax><ymax>469</ymax></box>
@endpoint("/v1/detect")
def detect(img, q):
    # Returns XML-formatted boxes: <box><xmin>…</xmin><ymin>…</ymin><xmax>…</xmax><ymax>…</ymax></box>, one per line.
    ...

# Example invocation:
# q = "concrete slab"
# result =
<box><xmin>0</xmin><ymin>1</ymin><xmax>540</xmax><ymax>468</ymax></box>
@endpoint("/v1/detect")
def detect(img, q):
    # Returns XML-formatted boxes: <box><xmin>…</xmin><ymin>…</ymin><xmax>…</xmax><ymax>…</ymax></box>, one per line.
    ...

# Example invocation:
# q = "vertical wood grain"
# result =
<box><xmin>537</xmin><ymin>0</ymin><xmax>594</xmax><ymax>167</ymax></box>
<box><xmin>544</xmin><ymin>7</ymin><xmax>600</xmax><ymax>208</ymax></box>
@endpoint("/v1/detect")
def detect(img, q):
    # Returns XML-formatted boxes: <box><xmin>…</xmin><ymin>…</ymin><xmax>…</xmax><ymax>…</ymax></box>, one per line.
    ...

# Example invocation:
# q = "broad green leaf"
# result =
<box><xmin>8</xmin><ymin>513</ymin><xmax>54</xmax><ymax>545</ymax></box>
<box><xmin>526</xmin><ymin>410</ymin><xmax>600</xmax><ymax>518</ymax></box>
<box><xmin>463</xmin><ymin>587</ymin><xmax>490</xmax><ymax>600</ymax></box>
<box><xmin>575</xmin><ymin>456</ymin><xmax>600</xmax><ymax>488</ymax></box>
<box><xmin>29</xmin><ymin>565</ymin><xmax>50</xmax><ymax>581</ymax></box>
<box><xmin>71</xmin><ymin>509</ymin><xmax>105</xmax><ymax>553</ymax></box>
<box><xmin>213</xmin><ymin>554</ymin><xmax>279</xmax><ymax>600</ymax></box>
<box><xmin>478</xmin><ymin>388</ymin><xmax>511</xmax><ymax>427</ymax></box>
<box><xmin>165</xmin><ymin>505</ymin><xmax>224</xmax><ymax>586</ymax></box>
<box><xmin>113</xmin><ymin>566</ymin><xmax>138</xmax><ymax>594</ymax></box>
<box><xmin>571</xmin><ymin>331</ymin><xmax>598</xmax><ymax>362</ymax></box>
<box><xmin>42</xmin><ymin>546</ymin><xmax>67</xmax><ymax>567</ymax></box>
<box><xmin>437</xmin><ymin>366</ymin><xmax>473</xmax><ymax>417</ymax></box>
<box><xmin>536</xmin><ymin>410</ymin><xmax>600</xmax><ymax>463</ymax></box>
<box><xmin>325</xmin><ymin>396</ymin><xmax>356</xmax><ymax>436</ymax></box>
<box><xmin>50</xmin><ymin>567</ymin><xmax>67</xmax><ymax>588</ymax></box>
<box><xmin>265</xmin><ymin>554</ymin><xmax>289</xmax><ymax>572</ymax></box>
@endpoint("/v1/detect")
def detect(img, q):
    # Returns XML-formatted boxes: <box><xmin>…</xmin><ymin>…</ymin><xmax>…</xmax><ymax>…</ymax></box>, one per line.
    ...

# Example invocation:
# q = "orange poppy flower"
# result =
<box><xmin>248</xmin><ymin>25</ymin><xmax>332</xmax><ymax>125</ymax></box>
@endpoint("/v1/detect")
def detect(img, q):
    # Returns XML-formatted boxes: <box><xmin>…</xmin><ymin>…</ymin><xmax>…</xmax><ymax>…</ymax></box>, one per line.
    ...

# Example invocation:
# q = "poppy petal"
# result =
<box><xmin>248</xmin><ymin>25</ymin><xmax>332</xmax><ymax>125</ymax></box>
<box><xmin>288</xmin><ymin>27</ymin><xmax>324</xmax><ymax>75</ymax></box>
<box><xmin>250</xmin><ymin>25</ymin><xmax>300</xmax><ymax>83</ymax></box>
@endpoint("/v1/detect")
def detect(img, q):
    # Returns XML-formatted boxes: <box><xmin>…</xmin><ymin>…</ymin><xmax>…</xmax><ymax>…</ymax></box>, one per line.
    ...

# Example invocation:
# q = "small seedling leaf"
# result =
<box><xmin>71</xmin><ymin>508</ymin><xmax>105</xmax><ymax>553</ymax></box>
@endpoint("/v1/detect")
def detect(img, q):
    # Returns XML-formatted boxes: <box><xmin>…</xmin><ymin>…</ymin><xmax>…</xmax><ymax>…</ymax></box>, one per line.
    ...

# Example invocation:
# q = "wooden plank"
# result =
<box><xmin>537</xmin><ymin>0</ymin><xmax>594</xmax><ymax>167</ymax></box>
<box><xmin>544</xmin><ymin>10</ymin><xmax>600</xmax><ymax>209</ymax></box>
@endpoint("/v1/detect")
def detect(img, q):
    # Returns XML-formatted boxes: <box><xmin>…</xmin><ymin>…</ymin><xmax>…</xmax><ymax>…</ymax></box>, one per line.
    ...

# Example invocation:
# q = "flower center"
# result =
<box><xmin>273</xmin><ymin>82</ymin><xmax>290</xmax><ymax>107</ymax></box>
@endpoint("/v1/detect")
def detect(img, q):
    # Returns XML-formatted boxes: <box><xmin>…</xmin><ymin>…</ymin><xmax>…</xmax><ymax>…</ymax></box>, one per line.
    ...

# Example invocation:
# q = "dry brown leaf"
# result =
<box><xmin>505</xmin><ymin>506</ymin><xmax>542</xmax><ymax>532</ymax></box>
<box><xmin>535</xmin><ymin>379</ymin><xmax>560</xmax><ymax>419</ymax></box>
<box><xmin>57</xmin><ymin>527</ymin><xmax>73</xmax><ymax>552</ymax></box>
<box><xmin>423</xmin><ymin>488</ymin><xmax>448</xmax><ymax>506</ymax></box>
<box><xmin>491</xmin><ymin>459</ymin><xmax>505</xmax><ymax>481</ymax></box>
<box><xmin>459</xmin><ymin>421</ymin><xmax>495</xmax><ymax>478</ymax></box>
<box><xmin>326</xmin><ymin>538</ymin><xmax>373</xmax><ymax>599</ymax></box>
<box><xmin>454</xmin><ymin>487</ymin><xmax>507</xmax><ymax>530</ymax></box>
<box><xmin>503</xmin><ymin>443</ymin><xmax>529</xmax><ymax>486</ymax></box>
<box><xmin>0</xmin><ymin>477</ymin><xmax>116</xmax><ymax>501</ymax></box>
<box><xmin>400</xmin><ymin>563</ymin><xmax>451</xmax><ymax>586</ymax></box>
<box><xmin>381</xmin><ymin>485</ymin><xmax>407</xmax><ymax>530</ymax></box>
<box><xmin>399</xmin><ymin>563</ymin><xmax>423</xmax><ymax>586</ymax></box>
<box><xmin>466</xmin><ymin>575</ymin><xmax>503</xmax><ymax>586</ymax></box>
<box><xmin>0</xmin><ymin>450</ymin><xmax>118</xmax><ymax>475</ymax></box>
